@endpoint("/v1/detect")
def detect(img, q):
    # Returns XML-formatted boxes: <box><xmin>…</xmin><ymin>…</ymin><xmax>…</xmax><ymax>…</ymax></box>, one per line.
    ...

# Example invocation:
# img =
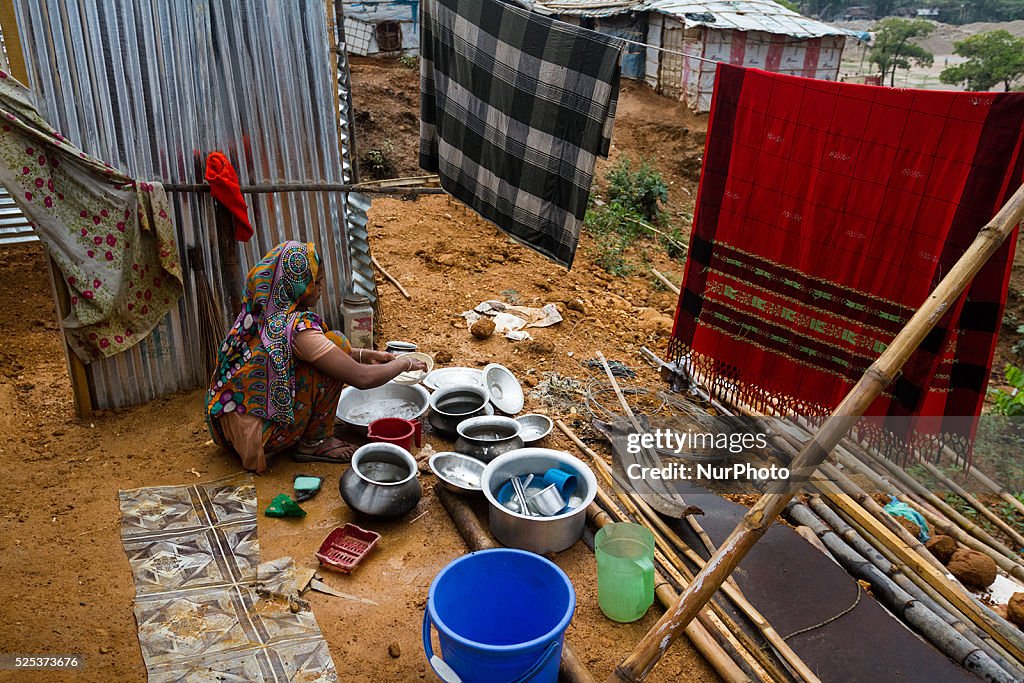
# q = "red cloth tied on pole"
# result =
<box><xmin>670</xmin><ymin>64</ymin><xmax>1024</xmax><ymax>464</ymax></box>
<box><xmin>204</xmin><ymin>152</ymin><xmax>253</xmax><ymax>241</ymax></box>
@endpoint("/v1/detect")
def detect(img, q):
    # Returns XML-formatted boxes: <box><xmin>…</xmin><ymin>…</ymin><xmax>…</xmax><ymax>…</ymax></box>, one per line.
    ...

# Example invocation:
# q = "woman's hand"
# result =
<box><xmin>352</xmin><ymin>348</ymin><xmax>396</xmax><ymax>365</ymax></box>
<box><xmin>398</xmin><ymin>356</ymin><xmax>429</xmax><ymax>374</ymax></box>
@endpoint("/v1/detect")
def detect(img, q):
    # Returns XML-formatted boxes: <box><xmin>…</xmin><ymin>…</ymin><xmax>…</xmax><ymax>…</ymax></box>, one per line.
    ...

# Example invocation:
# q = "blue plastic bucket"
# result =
<box><xmin>423</xmin><ymin>548</ymin><xmax>575</xmax><ymax>683</ymax></box>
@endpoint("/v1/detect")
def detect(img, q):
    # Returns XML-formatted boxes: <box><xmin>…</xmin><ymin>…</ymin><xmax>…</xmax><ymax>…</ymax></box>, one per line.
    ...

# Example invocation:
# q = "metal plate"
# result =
<box><xmin>423</xmin><ymin>367</ymin><xmax>484</xmax><ymax>391</ymax></box>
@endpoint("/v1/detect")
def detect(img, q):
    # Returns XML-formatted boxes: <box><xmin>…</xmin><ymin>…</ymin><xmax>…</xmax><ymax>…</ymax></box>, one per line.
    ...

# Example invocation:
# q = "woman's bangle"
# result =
<box><xmin>356</xmin><ymin>348</ymin><xmax>363</xmax><ymax>362</ymax></box>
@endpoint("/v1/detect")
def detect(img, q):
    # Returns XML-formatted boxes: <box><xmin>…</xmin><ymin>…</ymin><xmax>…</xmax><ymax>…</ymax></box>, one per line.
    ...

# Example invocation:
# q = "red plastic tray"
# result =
<box><xmin>315</xmin><ymin>523</ymin><xmax>381</xmax><ymax>573</ymax></box>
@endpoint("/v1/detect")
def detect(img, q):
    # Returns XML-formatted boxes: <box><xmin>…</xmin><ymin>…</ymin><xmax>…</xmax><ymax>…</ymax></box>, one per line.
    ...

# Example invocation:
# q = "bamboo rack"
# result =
<box><xmin>609</xmin><ymin>183</ymin><xmax>1024</xmax><ymax>682</ymax></box>
<box><xmin>557</xmin><ymin>420</ymin><xmax>816</xmax><ymax>682</ymax></box>
<box><xmin>722</xmin><ymin>390</ymin><xmax>1024</xmax><ymax>664</ymax></box>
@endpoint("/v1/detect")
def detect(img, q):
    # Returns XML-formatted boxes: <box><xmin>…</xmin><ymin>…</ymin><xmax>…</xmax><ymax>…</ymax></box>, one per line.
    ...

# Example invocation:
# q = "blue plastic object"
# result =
<box><xmin>884</xmin><ymin>496</ymin><xmax>930</xmax><ymax>541</ymax></box>
<box><xmin>423</xmin><ymin>548</ymin><xmax>575</xmax><ymax>683</ymax></box>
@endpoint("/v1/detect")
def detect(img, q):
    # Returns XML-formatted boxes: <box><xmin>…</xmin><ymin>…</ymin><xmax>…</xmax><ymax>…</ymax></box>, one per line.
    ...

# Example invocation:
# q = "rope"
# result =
<box><xmin>782</xmin><ymin>584</ymin><xmax>862</xmax><ymax>640</ymax></box>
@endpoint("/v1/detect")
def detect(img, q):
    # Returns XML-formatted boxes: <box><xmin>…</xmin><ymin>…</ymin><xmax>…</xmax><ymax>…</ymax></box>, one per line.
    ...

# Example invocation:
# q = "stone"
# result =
<box><xmin>435</xmin><ymin>253</ymin><xmax>457</xmax><ymax>267</ymax></box>
<box><xmin>470</xmin><ymin>318</ymin><xmax>495</xmax><ymax>339</ymax></box>
<box><xmin>434</xmin><ymin>349</ymin><xmax>453</xmax><ymax>364</ymax></box>
<box><xmin>896</xmin><ymin>516</ymin><xmax>920</xmax><ymax>540</ymax></box>
<box><xmin>1007</xmin><ymin>592</ymin><xmax>1024</xmax><ymax>627</ymax></box>
<box><xmin>637</xmin><ymin>307</ymin><xmax>674</xmax><ymax>335</ymax></box>
<box><xmin>947</xmin><ymin>549</ymin><xmax>997</xmax><ymax>589</ymax></box>
<box><xmin>925</xmin><ymin>535</ymin><xmax>956</xmax><ymax>564</ymax></box>
<box><xmin>524</xmin><ymin>340</ymin><xmax>555</xmax><ymax>356</ymax></box>
<box><xmin>389</xmin><ymin>642</ymin><xmax>402</xmax><ymax>658</ymax></box>
<box><xmin>565</xmin><ymin>298</ymin><xmax>587</xmax><ymax>314</ymax></box>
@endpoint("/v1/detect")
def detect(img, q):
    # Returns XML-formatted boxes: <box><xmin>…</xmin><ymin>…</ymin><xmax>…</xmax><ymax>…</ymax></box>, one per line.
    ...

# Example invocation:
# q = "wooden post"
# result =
<box><xmin>213</xmin><ymin>203</ymin><xmax>243</xmax><ymax>318</ymax></box>
<box><xmin>44</xmin><ymin>256</ymin><xmax>92</xmax><ymax>417</ymax></box>
<box><xmin>608</xmin><ymin>183</ymin><xmax>1024</xmax><ymax>682</ymax></box>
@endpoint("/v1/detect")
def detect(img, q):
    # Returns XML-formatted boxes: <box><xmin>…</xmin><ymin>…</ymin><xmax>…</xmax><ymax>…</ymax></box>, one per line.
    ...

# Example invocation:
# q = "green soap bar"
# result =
<box><xmin>265</xmin><ymin>493</ymin><xmax>307</xmax><ymax>518</ymax></box>
<box><xmin>294</xmin><ymin>476</ymin><xmax>322</xmax><ymax>492</ymax></box>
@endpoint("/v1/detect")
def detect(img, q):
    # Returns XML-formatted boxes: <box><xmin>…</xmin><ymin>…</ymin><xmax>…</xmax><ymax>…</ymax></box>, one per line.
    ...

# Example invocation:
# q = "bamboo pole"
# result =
<box><xmin>609</xmin><ymin>183</ymin><xmax>1024</xmax><ymax>682</ymax></box>
<box><xmin>717</xmin><ymin>384</ymin><xmax>1024</xmax><ymax>659</ymax></box>
<box><xmin>855</xmin><ymin>447</ymin><xmax>1023</xmax><ymax>564</ymax></box>
<box><xmin>558</xmin><ymin>420</ymin><xmax>810</xmax><ymax>683</ymax></box>
<box><xmin>766</xmin><ymin>422</ymin><xmax>1024</xmax><ymax>670</ymax></box>
<box><xmin>920</xmin><ymin>461</ymin><xmax>1024</xmax><ymax>550</ymax></box>
<box><xmin>163</xmin><ymin>180</ymin><xmax>446</xmax><ymax>195</ymax></box>
<box><xmin>810</xmin><ymin>467</ymin><xmax>1024</xmax><ymax>661</ymax></box>
<box><xmin>806</xmin><ymin>495</ymin><xmax>1024</xmax><ymax>679</ymax></box>
<box><xmin>967</xmin><ymin>466</ymin><xmax>1024</xmax><ymax>517</ymax></box>
<box><xmin>434</xmin><ymin>488</ymin><xmax>595</xmax><ymax>683</ymax></box>
<box><xmin>787</xmin><ymin>502</ymin><xmax>1017</xmax><ymax>682</ymax></box>
<box><xmin>650</xmin><ymin>268</ymin><xmax>681</xmax><ymax>295</ymax></box>
<box><xmin>815</xmin><ymin>479</ymin><xmax>1024</xmax><ymax>660</ymax></box>
<box><xmin>908</xmin><ymin>500</ymin><xmax>1024</xmax><ymax>582</ymax></box>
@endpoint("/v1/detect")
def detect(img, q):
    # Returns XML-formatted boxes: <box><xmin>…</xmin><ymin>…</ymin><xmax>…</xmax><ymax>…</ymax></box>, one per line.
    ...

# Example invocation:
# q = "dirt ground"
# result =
<box><xmin>2</xmin><ymin>56</ymin><xmax>1023</xmax><ymax>682</ymax></box>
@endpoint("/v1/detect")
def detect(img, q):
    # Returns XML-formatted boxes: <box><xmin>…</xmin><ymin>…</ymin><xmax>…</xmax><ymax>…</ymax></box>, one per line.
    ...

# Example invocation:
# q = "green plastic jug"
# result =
<box><xmin>595</xmin><ymin>522</ymin><xmax>655</xmax><ymax>622</ymax></box>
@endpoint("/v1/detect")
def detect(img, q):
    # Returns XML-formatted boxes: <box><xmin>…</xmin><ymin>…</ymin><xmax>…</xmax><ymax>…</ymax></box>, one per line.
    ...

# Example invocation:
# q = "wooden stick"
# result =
<box><xmin>371</xmin><ymin>254</ymin><xmax>412</xmax><ymax>300</ymax></box>
<box><xmin>609</xmin><ymin>183</ymin><xmax>1024</xmax><ymax>682</ymax></box>
<box><xmin>587</xmin><ymin>504</ymin><xmax>754</xmax><ymax>683</ymax></box>
<box><xmin>434</xmin><ymin>488</ymin><xmax>595</xmax><ymax>683</ymax></box>
<box><xmin>920</xmin><ymin>461</ymin><xmax>1024</xmax><ymax>550</ymax></box>
<box><xmin>967</xmin><ymin>466</ymin><xmax>1024</xmax><ymax>517</ymax></box>
<box><xmin>214</xmin><ymin>203</ymin><xmax>243</xmax><ymax>317</ymax></box>
<box><xmin>650</xmin><ymin>268</ymin><xmax>681</xmax><ymax>295</ymax></box>
<box><xmin>620</xmin><ymin>215</ymin><xmax>688</xmax><ymax>253</ymax></box>
<box><xmin>559</xmin><ymin>421</ymin><xmax>806</xmax><ymax>683</ymax></box>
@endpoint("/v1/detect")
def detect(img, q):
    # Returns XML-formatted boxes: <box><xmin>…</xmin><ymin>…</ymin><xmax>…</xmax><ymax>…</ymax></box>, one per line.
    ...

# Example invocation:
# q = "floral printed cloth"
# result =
<box><xmin>0</xmin><ymin>69</ymin><xmax>182</xmax><ymax>361</ymax></box>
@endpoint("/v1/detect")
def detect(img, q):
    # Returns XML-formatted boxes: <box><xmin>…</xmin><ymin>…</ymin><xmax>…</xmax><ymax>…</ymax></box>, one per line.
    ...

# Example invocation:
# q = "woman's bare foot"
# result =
<box><xmin>292</xmin><ymin>436</ymin><xmax>358</xmax><ymax>464</ymax></box>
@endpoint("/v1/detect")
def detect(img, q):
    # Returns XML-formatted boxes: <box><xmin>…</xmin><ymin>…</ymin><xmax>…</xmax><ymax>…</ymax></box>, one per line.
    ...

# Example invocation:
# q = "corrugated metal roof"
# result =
<box><xmin>642</xmin><ymin>0</ymin><xmax>851</xmax><ymax>37</ymax></box>
<box><xmin>522</xmin><ymin>0</ymin><xmax>637</xmax><ymax>17</ymax></box>
<box><xmin>0</xmin><ymin>186</ymin><xmax>36</xmax><ymax>245</ymax></box>
<box><xmin>521</xmin><ymin>0</ymin><xmax>852</xmax><ymax>37</ymax></box>
<box><xmin>15</xmin><ymin>0</ymin><xmax>370</xmax><ymax>410</ymax></box>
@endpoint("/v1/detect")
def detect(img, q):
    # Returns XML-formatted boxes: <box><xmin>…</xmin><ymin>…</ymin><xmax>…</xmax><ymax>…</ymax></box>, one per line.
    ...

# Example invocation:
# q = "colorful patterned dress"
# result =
<box><xmin>205</xmin><ymin>241</ymin><xmax>350</xmax><ymax>471</ymax></box>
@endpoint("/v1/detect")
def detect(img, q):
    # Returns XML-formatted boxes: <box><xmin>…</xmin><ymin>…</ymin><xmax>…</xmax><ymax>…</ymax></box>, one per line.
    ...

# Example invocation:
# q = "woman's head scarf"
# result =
<box><xmin>206</xmin><ymin>241</ymin><xmax>324</xmax><ymax>424</ymax></box>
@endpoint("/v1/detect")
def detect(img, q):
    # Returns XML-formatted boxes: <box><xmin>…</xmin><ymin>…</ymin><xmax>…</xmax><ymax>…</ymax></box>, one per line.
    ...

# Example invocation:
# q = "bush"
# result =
<box><xmin>361</xmin><ymin>140</ymin><xmax>395</xmax><ymax>179</ymax></box>
<box><xmin>604</xmin><ymin>156</ymin><xmax>668</xmax><ymax>223</ymax></box>
<box><xmin>991</xmin><ymin>364</ymin><xmax>1024</xmax><ymax>416</ymax></box>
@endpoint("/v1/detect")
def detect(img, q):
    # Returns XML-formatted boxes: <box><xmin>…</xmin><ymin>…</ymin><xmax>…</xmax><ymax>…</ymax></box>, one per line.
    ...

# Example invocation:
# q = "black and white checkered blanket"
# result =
<box><xmin>419</xmin><ymin>0</ymin><xmax>623</xmax><ymax>267</ymax></box>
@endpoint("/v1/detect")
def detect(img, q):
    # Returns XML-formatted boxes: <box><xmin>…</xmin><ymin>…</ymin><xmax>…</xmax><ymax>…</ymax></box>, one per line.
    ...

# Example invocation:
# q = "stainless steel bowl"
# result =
<box><xmin>481</xmin><ymin>448</ymin><xmax>597</xmax><ymax>554</ymax></box>
<box><xmin>336</xmin><ymin>382</ymin><xmax>430</xmax><ymax>433</ymax></box>
<box><xmin>428</xmin><ymin>384</ymin><xmax>492</xmax><ymax>438</ymax></box>
<box><xmin>428</xmin><ymin>452</ymin><xmax>485</xmax><ymax>495</ymax></box>
<box><xmin>515</xmin><ymin>413</ymin><xmax>554</xmax><ymax>443</ymax></box>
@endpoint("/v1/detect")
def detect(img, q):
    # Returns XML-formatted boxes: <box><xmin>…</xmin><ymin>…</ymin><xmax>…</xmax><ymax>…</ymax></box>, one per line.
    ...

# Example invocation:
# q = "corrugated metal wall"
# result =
<box><xmin>14</xmin><ymin>0</ymin><xmax>373</xmax><ymax>409</ymax></box>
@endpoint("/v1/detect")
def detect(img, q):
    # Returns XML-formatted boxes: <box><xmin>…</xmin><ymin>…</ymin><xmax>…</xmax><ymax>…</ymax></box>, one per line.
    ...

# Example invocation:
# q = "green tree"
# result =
<box><xmin>939</xmin><ymin>30</ymin><xmax>1024</xmax><ymax>91</ymax></box>
<box><xmin>868</xmin><ymin>18</ymin><xmax>935</xmax><ymax>87</ymax></box>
